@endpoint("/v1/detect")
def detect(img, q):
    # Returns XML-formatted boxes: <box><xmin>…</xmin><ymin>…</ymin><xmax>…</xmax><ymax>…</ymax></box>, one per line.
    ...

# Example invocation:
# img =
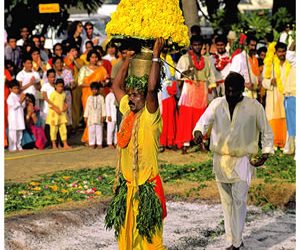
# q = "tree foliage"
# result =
<box><xmin>5</xmin><ymin>0</ymin><xmax>103</xmax><ymax>36</ymax></box>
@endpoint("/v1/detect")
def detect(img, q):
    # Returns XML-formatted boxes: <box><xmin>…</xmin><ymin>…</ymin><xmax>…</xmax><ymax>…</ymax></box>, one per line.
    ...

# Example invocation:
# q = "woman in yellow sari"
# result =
<box><xmin>78</xmin><ymin>49</ymin><xmax>108</xmax><ymax>144</ymax></box>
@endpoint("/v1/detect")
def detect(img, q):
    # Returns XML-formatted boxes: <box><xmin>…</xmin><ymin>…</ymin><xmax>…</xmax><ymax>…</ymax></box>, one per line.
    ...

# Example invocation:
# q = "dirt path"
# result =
<box><xmin>5</xmin><ymin>201</ymin><xmax>295</xmax><ymax>250</ymax></box>
<box><xmin>5</xmin><ymin>146</ymin><xmax>210</xmax><ymax>182</ymax></box>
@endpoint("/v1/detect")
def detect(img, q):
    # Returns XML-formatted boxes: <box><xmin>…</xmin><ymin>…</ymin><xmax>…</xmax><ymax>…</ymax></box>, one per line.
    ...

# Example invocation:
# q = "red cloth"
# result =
<box><xmin>4</xmin><ymin>69</ymin><xmax>11</xmax><ymax>147</ymax></box>
<box><xmin>150</xmin><ymin>175</ymin><xmax>167</xmax><ymax>219</ymax></box>
<box><xmin>175</xmin><ymin>105</ymin><xmax>206</xmax><ymax>148</ymax></box>
<box><xmin>101</xmin><ymin>59</ymin><xmax>112</xmax><ymax>76</ymax></box>
<box><xmin>160</xmin><ymin>97</ymin><xmax>178</xmax><ymax>147</ymax></box>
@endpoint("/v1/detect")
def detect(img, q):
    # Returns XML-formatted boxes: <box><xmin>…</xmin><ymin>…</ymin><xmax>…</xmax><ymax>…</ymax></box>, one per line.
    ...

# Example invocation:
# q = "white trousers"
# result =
<box><xmin>107</xmin><ymin>121</ymin><xmax>117</xmax><ymax>145</ymax></box>
<box><xmin>216</xmin><ymin>181</ymin><xmax>249</xmax><ymax>248</ymax></box>
<box><xmin>88</xmin><ymin>124</ymin><xmax>103</xmax><ymax>146</ymax></box>
<box><xmin>8</xmin><ymin>129</ymin><xmax>23</xmax><ymax>151</ymax></box>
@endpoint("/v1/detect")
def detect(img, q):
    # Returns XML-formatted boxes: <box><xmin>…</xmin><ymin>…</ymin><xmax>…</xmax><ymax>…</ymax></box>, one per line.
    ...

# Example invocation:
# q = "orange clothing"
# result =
<box><xmin>78</xmin><ymin>65</ymin><xmax>107</xmax><ymax>143</ymax></box>
<box><xmin>269</xmin><ymin>118</ymin><xmax>286</xmax><ymax>148</ymax></box>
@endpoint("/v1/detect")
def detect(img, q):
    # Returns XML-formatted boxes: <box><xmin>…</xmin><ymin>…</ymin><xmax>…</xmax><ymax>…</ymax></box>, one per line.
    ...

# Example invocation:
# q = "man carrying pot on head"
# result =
<box><xmin>193</xmin><ymin>72</ymin><xmax>274</xmax><ymax>250</ymax></box>
<box><xmin>105</xmin><ymin>38</ymin><xmax>167</xmax><ymax>249</ymax></box>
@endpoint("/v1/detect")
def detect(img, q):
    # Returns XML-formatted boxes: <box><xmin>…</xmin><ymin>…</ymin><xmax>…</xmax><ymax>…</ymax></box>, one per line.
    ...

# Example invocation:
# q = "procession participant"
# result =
<box><xmin>175</xmin><ymin>35</ymin><xmax>216</xmax><ymax>154</ymax></box>
<box><xmin>210</xmin><ymin>35</ymin><xmax>231</xmax><ymax>98</ymax></box>
<box><xmin>262</xmin><ymin>42</ymin><xmax>289</xmax><ymax>150</ymax></box>
<box><xmin>230</xmin><ymin>33</ymin><xmax>260</xmax><ymax>99</ymax></box>
<box><xmin>105</xmin><ymin>38</ymin><xmax>167</xmax><ymax>249</ymax></box>
<box><xmin>159</xmin><ymin>46</ymin><xmax>179</xmax><ymax>151</ymax></box>
<box><xmin>282</xmin><ymin>41</ymin><xmax>296</xmax><ymax>155</ymax></box>
<box><xmin>193</xmin><ymin>72</ymin><xmax>274</xmax><ymax>250</ymax></box>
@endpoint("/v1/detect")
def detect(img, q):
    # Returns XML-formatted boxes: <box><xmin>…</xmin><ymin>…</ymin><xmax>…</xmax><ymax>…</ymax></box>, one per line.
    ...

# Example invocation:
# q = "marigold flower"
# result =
<box><xmin>30</xmin><ymin>182</ymin><xmax>40</xmax><ymax>186</ymax></box>
<box><xmin>49</xmin><ymin>185</ymin><xmax>58</xmax><ymax>192</ymax></box>
<box><xmin>106</xmin><ymin>0</ymin><xmax>189</xmax><ymax>47</ymax></box>
<box><xmin>94</xmin><ymin>191</ymin><xmax>102</xmax><ymax>196</ymax></box>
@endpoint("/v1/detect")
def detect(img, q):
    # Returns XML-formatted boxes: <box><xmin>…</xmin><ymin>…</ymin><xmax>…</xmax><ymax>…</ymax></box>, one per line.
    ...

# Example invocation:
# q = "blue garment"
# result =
<box><xmin>284</xmin><ymin>96</ymin><xmax>296</xmax><ymax>136</ymax></box>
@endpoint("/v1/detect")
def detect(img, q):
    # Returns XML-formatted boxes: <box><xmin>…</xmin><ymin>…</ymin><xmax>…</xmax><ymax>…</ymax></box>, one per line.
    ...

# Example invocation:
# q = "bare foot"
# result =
<box><xmin>97</xmin><ymin>145</ymin><xmax>103</xmax><ymax>149</ymax></box>
<box><xmin>108</xmin><ymin>145</ymin><xmax>115</xmax><ymax>149</ymax></box>
<box><xmin>52</xmin><ymin>145</ymin><xmax>58</xmax><ymax>150</ymax></box>
<box><xmin>89</xmin><ymin>145</ymin><xmax>95</xmax><ymax>149</ymax></box>
<box><xmin>63</xmin><ymin>145</ymin><xmax>71</xmax><ymax>150</ymax></box>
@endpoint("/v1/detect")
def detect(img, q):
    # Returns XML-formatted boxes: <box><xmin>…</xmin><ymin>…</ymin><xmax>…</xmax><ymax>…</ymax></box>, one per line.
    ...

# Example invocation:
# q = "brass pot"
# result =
<box><xmin>128</xmin><ymin>48</ymin><xmax>153</xmax><ymax>77</ymax></box>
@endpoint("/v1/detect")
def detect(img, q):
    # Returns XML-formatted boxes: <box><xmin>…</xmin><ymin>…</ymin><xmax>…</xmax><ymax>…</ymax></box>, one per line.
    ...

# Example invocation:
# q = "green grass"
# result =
<box><xmin>5</xmin><ymin>151</ymin><xmax>295</xmax><ymax>214</ymax></box>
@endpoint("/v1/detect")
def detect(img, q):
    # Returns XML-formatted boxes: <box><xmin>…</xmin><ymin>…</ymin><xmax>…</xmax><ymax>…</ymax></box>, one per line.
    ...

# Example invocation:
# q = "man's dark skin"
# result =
<box><xmin>194</xmin><ymin>78</ymin><xmax>269</xmax><ymax>167</ymax></box>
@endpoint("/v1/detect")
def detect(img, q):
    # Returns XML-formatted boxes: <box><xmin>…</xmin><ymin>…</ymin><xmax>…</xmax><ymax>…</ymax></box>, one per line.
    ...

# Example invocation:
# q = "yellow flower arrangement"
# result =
<box><xmin>106</xmin><ymin>0</ymin><xmax>189</xmax><ymax>47</ymax></box>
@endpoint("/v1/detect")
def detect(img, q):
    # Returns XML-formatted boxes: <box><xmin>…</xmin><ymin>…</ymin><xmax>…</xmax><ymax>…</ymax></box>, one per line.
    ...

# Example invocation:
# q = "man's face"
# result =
<box><xmin>54</xmin><ymin>59</ymin><xmax>63</xmax><ymax>71</ymax></box>
<box><xmin>20</xmin><ymin>28</ymin><xmax>29</xmax><ymax>39</ymax></box>
<box><xmin>69</xmin><ymin>48</ymin><xmax>78</xmax><ymax>59</ymax></box>
<box><xmin>276</xmin><ymin>48</ymin><xmax>286</xmax><ymax>61</ymax></box>
<box><xmin>127</xmin><ymin>88</ymin><xmax>146</xmax><ymax>113</ymax></box>
<box><xmin>54</xmin><ymin>46</ymin><xmax>63</xmax><ymax>57</ymax></box>
<box><xmin>33</xmin><ymin>38</ymin><xmax>41</xmax><ymax>48</ymax></box>
<box><xmin>120</xmin><ymin>50</ymin><xmax>128</xmax><ymax>59</ymax></box>
<box><xmin>247</xmin><ymin>40</ymin><xmax>257</xmax><ymax>56</ymax></box>
<box><xmin>107</xmin><ymin>47</ymin><xmax>116</xmax><ymax>56</ymax></box>
<box><xmin>31</xmin><ymin>51</ymin><xmax>40</xmax><ymax>62</ymax></box>
<box><xmin>85</xmin><ymin>25</ymin><xmax>93</xmax><ymax>36</ymax></box>
<box><xmin>8</xmin><ymin>39</ymin><xmax>17</xmax><ymax>49</ymax></box>
<box><xmin>259</xmin><ymin>51</ymin><xmax>266</xmax><ymax>60</ymax></box>
<box><xmin>191</xmin><ymin>41</ymin><xmax>203</xmax><ymax>55</ymax></box>
<box><xmin>216</xmin><ymin>41</ymin><xmax>226</xmax><ymax>54</ymax></box>
<box><xmin>225</xmin><ymin>83</ymin><xmax>243</xmax><ymax>105</ymax></box>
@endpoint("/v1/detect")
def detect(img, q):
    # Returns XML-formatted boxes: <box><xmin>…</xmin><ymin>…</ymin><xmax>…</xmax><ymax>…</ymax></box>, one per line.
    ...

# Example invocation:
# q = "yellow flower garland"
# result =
<box><xmin>273</xmin><ymin>55</ymin><xmax>291</xmax><ymax>94</ymax></box>
<box><xmin>106</xmin><ymin>0</ymin><xmax>190</xmax><ymax>47</ymax></box>
<box><xmin>263</xmin><ymin>41</ymin><xmax>276</xmax><ymax>79</ymax></box>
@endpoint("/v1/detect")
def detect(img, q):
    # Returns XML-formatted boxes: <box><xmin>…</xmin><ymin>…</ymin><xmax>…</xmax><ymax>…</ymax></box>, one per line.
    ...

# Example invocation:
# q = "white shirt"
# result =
<box><xmin>84</xmin><ymin>95</ymin><xmax>106</xmax><ymax>126</ymax></box>
<box><xmin>7</xmin><ymin>92</ymin><xmax>25</xmax><ymax>130</ymax></box>
<box><xmin>41</xmin><ymin>82</ymin><xmax>55</xmax><ymax>118</ymax></box>
<box><xmin>102</xmin><ymin>54</ymin><xmax>116</xmax><ymax>62</ymax></box>
<box><xmin>16</xmin><ymin>69</ymin><xmax>41</xmax><ymax>98</ymax></box>
<box><xmin>193</xmin><ymin>96</ymin><xmax>274</xmax><ymax>183</ymax></box>
<box><xmin>105</xmin><ymin>92</ymin><xmax>117</xmax><ymax>122</ymax></box>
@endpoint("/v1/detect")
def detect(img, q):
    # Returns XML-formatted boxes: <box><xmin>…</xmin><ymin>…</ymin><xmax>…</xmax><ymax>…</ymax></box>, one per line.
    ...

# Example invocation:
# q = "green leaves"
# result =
<box><xmin>125</xmin><ymin>75</ymin><xmax>149</xmax><ymax>92</ymax></box>
<box><xmin>104</xmin><ymin>176</ymin><xmax>127</xmax><ymax>239</ymax></box>
<box><xmin>136</xmin><ymin>182</ymin><xmax>163</xmax><ymax>243</ymax></box>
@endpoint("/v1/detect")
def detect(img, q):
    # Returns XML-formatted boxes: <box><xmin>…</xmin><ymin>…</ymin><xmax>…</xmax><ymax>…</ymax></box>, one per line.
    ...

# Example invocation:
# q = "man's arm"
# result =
<box><xmin>112</xmin><ymin>51</ymin><xmax>135</xmax><ymax>104</ymax></box>
<box><xmin>146</xmin><ymin>38</ymin><xmax>164</xmax><ymax>114</ymax></box>
<box><xmin>250</xmin><ymin>103</ymin><xmax>274</xmax><ymax>167</ymax></box>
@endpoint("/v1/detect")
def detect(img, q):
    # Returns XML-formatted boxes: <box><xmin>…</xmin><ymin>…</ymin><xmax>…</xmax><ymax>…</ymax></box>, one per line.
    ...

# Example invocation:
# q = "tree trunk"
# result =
<box><xmin>181</xmin><ymin>0</ymin><xmax>199</xmax><ymax>35</ymax></box>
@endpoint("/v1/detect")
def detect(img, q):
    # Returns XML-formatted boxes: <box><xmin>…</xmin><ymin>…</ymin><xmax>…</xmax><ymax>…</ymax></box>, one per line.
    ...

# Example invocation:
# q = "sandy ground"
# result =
<box><xmin>5</xmin><ymin>201</ymin><xmax>295</xmax><ymax>250</ymax></box>
<box><xmin>4</xmin><ymin>136</ymin><xmax>295</xmax><ymax>249</ymax></box>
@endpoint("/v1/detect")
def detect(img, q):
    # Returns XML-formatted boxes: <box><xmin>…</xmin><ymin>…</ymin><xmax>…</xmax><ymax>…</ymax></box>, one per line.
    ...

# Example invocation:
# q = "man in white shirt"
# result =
<box><xmin>193</xmin><ymin>72</ymin><xmax>274</xmax><ymax>250</ymax></box>
<box><xmin>230</xmin><ymin>34</ymin><xmax>260</xmax><ymax>99</ymax></box>
<box><xmin>210</xmin><ymin>35</ymin><xmax>231</xmax><ymax>98</ymax></box>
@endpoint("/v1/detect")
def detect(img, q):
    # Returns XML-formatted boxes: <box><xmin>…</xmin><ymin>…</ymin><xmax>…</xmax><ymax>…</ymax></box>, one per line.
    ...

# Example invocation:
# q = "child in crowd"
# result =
<box><xmin>46</xmin><ymin>78</ymin><xmax>71</xmax><ymax>150</ymax></box>
<box><xmin>6</xmin><ymin>80</ymin><xmax>26</xmax><ymax>151</ymax></box>
<box><xmin>84</xmin><ymin>82</ymin><xmax>106</xmax><ymax>149</ymax></box>
<box><xmin>41</xmin><ymin>69</ymin><xmax>56</xmax><ymax>147</ymax></box>
<box><xmin>16</xmin><ymin>56</ymin><xmax>41</xmax><ymax>108</ymax></box>
<box><xmin>105</xmin><ymin>83</ymin><xmax>117</xmax><ymax>148</ymax></box>
<box><xmin>22</xmin><ymin>93</ymin><xmax>47</xmax><ymax>149</ymax></box>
